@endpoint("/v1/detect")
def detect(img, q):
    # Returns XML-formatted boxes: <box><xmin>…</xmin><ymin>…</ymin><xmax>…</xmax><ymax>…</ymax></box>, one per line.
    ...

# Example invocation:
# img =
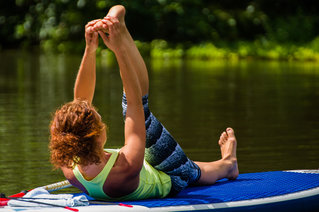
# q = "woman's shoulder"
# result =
<box><xmin>103</xmin><ymin>148</ymin><xmax>140</xmax><ymax>197</ymax></box>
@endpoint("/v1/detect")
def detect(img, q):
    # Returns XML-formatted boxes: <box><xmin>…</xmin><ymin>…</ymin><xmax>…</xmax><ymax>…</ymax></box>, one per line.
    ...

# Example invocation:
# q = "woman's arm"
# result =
<box><xmin>73</xmin><ymin>20</ymin><xmax>100</xmax><ymax>103</ymax></box>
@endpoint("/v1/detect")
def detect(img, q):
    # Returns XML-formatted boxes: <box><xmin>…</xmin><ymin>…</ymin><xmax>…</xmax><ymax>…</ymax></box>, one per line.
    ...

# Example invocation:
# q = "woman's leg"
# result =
<box><xmin>111</xmin><ymin>5</ymin><xmax>201</xmax><ymax>192</ymax></box>
<box><xmin>106</xmin><ymin>5</ymin><xmax>149</xmax><ymax>96</ymax></box>
<box><xmin>111</xmin><ymin>5</ymin><xmax>238</xmax><ymax>193</ymax></box>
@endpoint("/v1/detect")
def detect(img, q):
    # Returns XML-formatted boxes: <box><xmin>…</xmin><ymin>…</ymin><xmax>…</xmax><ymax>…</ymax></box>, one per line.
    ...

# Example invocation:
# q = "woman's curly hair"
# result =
<box><xmin>49</xmin><ymin>99</ymin><xmax>106</xmax><ymax>169</ymax></box>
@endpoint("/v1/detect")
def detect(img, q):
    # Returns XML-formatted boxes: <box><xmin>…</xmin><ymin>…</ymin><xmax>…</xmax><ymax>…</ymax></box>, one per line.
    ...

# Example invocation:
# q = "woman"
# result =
<box><xmin>49</xmin><ymin>5</ymin><xmax>239</xmax><ymax>201</ymax></box>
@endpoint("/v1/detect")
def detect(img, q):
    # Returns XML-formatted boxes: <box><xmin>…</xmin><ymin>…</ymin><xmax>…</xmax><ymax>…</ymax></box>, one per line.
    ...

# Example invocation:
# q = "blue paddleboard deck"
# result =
<box><xmin>84</xmin><ymin>170</ymin><xmax>319</xmax><ymax>211</ymax></box>
<box><xmin>4</xmin><ymin>170</ymin><xmax>318</xmax><ymax>211</ymax></box>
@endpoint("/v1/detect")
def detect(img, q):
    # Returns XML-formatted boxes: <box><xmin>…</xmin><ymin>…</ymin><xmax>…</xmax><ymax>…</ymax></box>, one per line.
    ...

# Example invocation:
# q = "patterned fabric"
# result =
<box><xmin>122</xmin><ymin>94</ymin><xmax>201</xmax><ymax>194</ymax></box>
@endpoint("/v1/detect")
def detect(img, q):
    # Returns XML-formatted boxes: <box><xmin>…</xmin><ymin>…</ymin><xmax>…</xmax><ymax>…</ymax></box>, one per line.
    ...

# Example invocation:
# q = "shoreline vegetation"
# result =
<box><xmin>4</xmin><ymin>37</ymin><xmax>319</xmax><ymax>63</ymax></box>
<box><xmin>139</xmin><ymin>38</ymin><xmax>319</xmax><ymax>61</ymax></box>
<box><xmin>97</xmin><ymin>38</ymin><xmax>319</xmax><ymax>62</ymax></box>
<box><xmin>39</xmin><ymin>38</ymin><xmax>319</xmax><ymax>62</ymax></box>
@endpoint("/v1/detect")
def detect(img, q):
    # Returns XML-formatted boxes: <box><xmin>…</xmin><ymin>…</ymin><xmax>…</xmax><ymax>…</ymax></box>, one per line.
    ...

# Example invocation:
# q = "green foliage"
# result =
<box><xmin>150</xmin><ymin>40</ymin><xmax>184</xmax><ymax>59</ymax></box>
<box><xmin>1</xmin><ymin>0</ymin><xmax>319</xmax><ymax>61</ymax></box>
<box><xmin>144</xmin><ymin>37</ymin><xmax>319</xmax><ymax>61</ymax></box>
<box><xmin>186</xmin><ymin>43</ymin><xmax>230</xmax><ymax>60</ymax></box>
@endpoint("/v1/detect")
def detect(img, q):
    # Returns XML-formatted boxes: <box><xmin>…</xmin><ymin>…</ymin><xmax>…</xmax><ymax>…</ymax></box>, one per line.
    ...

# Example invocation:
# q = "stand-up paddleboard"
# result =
<box><xmin>2</xmin><ymin>170</ymin><xmax>319</xmax><ymax>211</ymax></box>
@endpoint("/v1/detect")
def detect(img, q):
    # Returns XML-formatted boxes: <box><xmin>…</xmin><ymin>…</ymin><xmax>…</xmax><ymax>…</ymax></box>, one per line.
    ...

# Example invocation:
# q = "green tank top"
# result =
<box><xmin>73</xmin><ymin>149</ymin><xmax>172</xmax><ymax>201</ymax></box>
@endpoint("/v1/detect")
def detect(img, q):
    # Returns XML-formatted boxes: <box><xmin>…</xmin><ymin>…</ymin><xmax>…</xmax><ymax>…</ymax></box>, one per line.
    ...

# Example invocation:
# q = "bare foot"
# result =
<box><xmin>105</xmin><ymin>5</ymin><xmax>126</xmax><ymax>24</ymax></box>
<box><xmin>218</xmin><ymin>128</ymin><xmax>239</xmax><ymax>180</ymax></box>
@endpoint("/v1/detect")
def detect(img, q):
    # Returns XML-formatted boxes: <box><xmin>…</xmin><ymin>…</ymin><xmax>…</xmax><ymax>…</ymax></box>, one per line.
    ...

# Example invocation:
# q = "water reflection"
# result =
<box><xmin>0</xmin><ymin>50</ymin><xmax>318</xmax><ymax>195</ymax></box>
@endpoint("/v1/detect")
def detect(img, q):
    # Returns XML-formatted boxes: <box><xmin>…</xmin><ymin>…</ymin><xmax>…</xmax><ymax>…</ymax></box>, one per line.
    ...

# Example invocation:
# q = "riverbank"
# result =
<box><xmin>135</xmin><ymin>37</ymin><xmax>319</xmax><ymax>62</ymax></box>
<box><xmin>14</xmin><ymin>36</ymin><xmax>319</xmax><ymax>62</ymax></box>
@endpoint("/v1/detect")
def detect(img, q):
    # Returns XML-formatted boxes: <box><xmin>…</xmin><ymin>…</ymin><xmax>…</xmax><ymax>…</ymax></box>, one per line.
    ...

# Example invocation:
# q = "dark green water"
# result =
<box><xmin>0</xmin><ymin>50</ymin><xmax>319</xmax><ymax>195</ymax></box>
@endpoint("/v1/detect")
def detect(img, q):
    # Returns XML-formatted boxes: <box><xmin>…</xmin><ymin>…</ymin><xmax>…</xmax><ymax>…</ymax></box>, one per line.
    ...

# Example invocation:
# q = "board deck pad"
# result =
<box><xmin>3</xmin><ymin>170</ymin><xmax>319</xmax><ymax>211</ymax></box>
<box><xmin>80</xmin><ymin>171</ymin><xmax>319</xmax><ymax>208</ymax></box>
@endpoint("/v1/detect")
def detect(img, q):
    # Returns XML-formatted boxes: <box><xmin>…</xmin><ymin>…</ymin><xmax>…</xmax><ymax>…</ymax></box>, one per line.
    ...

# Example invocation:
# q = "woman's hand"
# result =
<box><xmin>92</xmin><ymin>20</ymin><xmax>108</xmax><ymax>33</ymax></box>
<box><xmin>97</xmin><ymin>16</ymin><xmax>128</xmax><ymax>53</ymax></box>
<box><xmin>85</xmin><ymin>20</ymin><xmax>100</xmax><ymax>53</ymax></box>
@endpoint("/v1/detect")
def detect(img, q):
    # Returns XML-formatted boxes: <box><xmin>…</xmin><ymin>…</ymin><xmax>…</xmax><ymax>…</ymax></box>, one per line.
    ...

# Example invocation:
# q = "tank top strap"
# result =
<box><xmin>99</xmin><ymin>149</ymin><xmax>119</xmax><ymax>181</ymax></box>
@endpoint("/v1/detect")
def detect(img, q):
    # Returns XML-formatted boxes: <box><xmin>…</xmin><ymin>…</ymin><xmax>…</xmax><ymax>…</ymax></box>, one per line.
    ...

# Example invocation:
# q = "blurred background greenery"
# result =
<box><xmin>1</xmin><ymin>0</ymin><xmax>319</xmax><ymax>60</ymax></box>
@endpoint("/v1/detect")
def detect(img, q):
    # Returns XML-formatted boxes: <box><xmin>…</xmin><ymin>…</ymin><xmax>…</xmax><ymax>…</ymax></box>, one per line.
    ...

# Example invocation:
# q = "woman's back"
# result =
<box><xmin>62</xmin><ymin>149</ymin><xmax>171</xmax><ymax>200</ymax></box>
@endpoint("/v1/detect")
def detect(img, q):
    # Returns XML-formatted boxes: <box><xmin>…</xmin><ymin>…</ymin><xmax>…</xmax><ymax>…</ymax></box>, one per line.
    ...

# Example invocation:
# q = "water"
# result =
<box><xmin>0</xmin><ymin>50</ymin><xmax>319</xmax><ymax>195</ymax></box>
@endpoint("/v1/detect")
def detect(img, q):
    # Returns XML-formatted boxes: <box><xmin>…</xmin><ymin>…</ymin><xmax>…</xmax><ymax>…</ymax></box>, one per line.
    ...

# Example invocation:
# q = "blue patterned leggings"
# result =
<box><xmin>122</xmin><ymin>94</ymin><xmax>201</xmax><ymax>194</ymax></box>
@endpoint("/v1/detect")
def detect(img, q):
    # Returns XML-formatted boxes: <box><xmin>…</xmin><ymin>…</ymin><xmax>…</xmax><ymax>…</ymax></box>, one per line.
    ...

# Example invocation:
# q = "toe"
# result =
<box><xmin>226</xmin><ymin>127</ymin><xmax>235</xmax><ymax>138</ymax></box>
<box><xmin>222</xmin><ymin>132</ymin><xmax>227</xmax><ymax>140</ymax></box>
<box><xmin>219</xmin><ymin>136</ymin><xmax>223</xmax><ymax>145</ymax></box>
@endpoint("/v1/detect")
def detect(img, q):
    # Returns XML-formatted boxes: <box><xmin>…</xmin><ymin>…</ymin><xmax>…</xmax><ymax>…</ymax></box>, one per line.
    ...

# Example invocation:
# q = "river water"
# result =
<box><xmin>0</xmin><ymin>50</ymin><xmax>318</xmax><ymax>195</ymax></box>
